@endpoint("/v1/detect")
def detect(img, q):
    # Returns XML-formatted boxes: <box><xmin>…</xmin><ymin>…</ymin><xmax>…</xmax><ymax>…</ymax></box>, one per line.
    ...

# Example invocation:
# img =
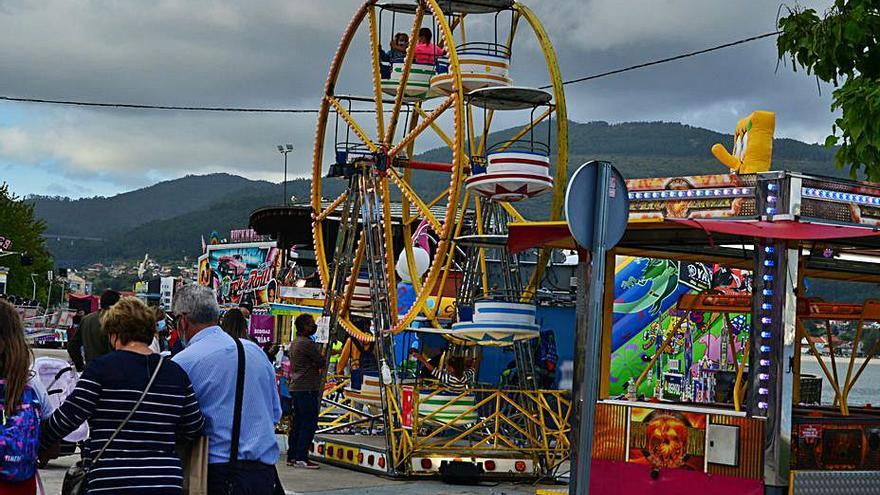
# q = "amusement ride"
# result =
<box><xmin>307</xmin><ymin>0</ymin><xmax>572</xmax><ymax>480</ymax></box>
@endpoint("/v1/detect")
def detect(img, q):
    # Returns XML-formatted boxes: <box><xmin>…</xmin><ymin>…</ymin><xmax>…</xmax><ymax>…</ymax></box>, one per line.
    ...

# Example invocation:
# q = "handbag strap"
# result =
<box><xmin>229</xmin><ymin>337</ymin><xmax>246</xmax><ymax>464</ymax></box>
<box><xmin>90</xmin><ymin>356</ymin><xmax>164</xmax><ymax>468</ymax></box>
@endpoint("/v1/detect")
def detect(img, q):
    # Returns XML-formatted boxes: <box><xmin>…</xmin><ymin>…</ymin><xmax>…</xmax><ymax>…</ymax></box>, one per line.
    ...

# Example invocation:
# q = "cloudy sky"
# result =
<box><xmin>0</xmin><ymin>0</ymin><xmax>834</xmax><ymax>198</ymax></box>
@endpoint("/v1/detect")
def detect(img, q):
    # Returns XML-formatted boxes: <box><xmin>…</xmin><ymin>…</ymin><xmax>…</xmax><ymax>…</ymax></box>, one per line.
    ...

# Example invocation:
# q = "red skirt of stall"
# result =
<box><xmin>589</xmin><ymin>459</ymin><xmax>764</xmax><ymax>495</ymax></box>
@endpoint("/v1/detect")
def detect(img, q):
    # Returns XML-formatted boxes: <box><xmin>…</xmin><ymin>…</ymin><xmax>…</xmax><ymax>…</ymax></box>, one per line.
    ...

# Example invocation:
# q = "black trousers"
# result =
<box><xmin>207</xmin><ymin>461</ymin><xmax>283</xmax><ymax>495</ymax></box>
<box><xmin>287</xmin><ymin>390</ymin><xmax>320</xmax><ymax>462</ymax></box>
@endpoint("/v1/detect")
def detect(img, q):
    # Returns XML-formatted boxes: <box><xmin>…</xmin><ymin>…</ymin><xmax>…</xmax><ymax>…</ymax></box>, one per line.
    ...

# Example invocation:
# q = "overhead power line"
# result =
<box><xmin>544</xmin><ymin>31</ymin><xmax>781</xmax><ymax>88</ymax></box>
<box><xmin>0</xmin><ymin>31</ymin><xmax>781</xmax><ymax>113</ymax></box>
<box><xmin>0</xmin><ymin>95</ymin><xmax>349</xmax><ymax>113</ymax></box>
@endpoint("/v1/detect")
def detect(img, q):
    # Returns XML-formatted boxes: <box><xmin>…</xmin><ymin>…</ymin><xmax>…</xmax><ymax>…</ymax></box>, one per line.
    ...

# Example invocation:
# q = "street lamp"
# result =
<box><xmin>277</xmin><ymin>144</ymin><xmax>294</xmax><ymax>205</ymax></box>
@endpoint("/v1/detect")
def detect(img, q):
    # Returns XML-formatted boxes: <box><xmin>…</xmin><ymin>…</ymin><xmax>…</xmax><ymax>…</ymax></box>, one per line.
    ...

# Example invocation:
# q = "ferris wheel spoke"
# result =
<box><xmin>434</xmin><ymin>189</ymin><xmax>471</xmax><ymax>301</ymax></box>
<box><xmin>425</xmin><ymin>187</ymin><xmax>450</xmax><ymax>209</ymax></box>
<box><xmin>327</xmin><ymin>96</ymin><xmax>380</xmax><ymax>153</ymax></box>
<box><xmin>499</xmin><ymin>201</ymin><xmax>526</xmax><ymax>223</ymax></box>
<box><xmin>506</xmin><ymin>11</ymin><xmax>522</xmax><ymax>51</ymax></box>
<box><xmin>388</xmin><ymin>94</ymin><xmax>456</xmax><ymax>159</ymax></box>
<box><xmin>337</xmin><ymin>229</ymin><xmax>366</xmax><ymax>320</ymax></box>
<box><xmin>413</xmin><ymin>105</ymin><xmax>455</xmax><ymax>150</ymax></box>
<box><xmin>387</xmin><ymin>168</ymin><xmax>442</xmax><ymax>232</ymax></box>
<box><xmin>315</xmin><ymin>191</ymin><xmax>348</xmax><ymax>222</ymax></box>
<box><xmin>473</xmin><ymin>195</ymin><xmax>490</xmax><ymax>299</ymax></box>
<box><xmin>385</xmin><ymin>4</ymin><xmax>424</xmax><ymax>147</ymax></box>
<box><xmin>378</xmin><ymin>178</ymin><xmax>399</xmax><ymax>324</ymax></box>
<box><xmin>368</xmin><ymin>6</ymin><xmax>386</xmax><ymax>143</ymax></box>
<box><xmin>474</xmin><ymin>108</ymin><xmax>495</xmax><ymax>156</ymax></box>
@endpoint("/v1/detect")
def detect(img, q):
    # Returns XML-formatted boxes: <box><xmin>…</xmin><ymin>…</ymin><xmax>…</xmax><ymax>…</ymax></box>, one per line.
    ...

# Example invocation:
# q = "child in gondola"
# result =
<box><xmin>380</xmin><ymin>32</ymin><xmax>409</xmax><ymax>79</ymax></box>
<box><xmin>414</xmin><ymin>27</ymin><xmax>446</xmax><ymax>67</ymax></box>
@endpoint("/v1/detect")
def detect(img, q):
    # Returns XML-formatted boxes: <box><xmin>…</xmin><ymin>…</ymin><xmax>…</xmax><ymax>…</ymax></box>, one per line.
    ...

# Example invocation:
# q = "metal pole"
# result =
<box><xmin>283</xmin><ymin>151</ymin><xmax>288</xmax><ymax>205</ymax></box>
<box><xmin>569</xmin><ymin>162</ymin><xmax>612</xmax><ymax>495</ymax></box>
<box><xmin>46</xmin><ymin>278</ymin><xmax>52</xmax><ymax>310</ymax></box>
<box><xmin>31</xmin><ymin>274</ymin><xmax>37</xmax><ymax>300</ymax></box>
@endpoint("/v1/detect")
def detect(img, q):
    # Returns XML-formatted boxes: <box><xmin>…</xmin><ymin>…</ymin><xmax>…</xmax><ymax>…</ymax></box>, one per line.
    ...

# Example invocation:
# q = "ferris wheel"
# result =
<box><xmin>310</xmin><ymin>0</ymin><xmax>569</xmax><ymax>342</ymax></box>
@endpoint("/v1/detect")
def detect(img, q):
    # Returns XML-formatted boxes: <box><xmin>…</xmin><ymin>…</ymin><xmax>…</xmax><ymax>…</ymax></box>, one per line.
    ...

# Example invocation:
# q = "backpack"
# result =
<box><xmin>0</xmin><ymin>381</ymin><xmax>41</xmax><ymax>482</ymax></box>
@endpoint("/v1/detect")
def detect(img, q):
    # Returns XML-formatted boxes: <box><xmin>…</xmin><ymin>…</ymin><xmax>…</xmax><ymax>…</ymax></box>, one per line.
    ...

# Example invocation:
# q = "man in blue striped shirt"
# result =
<box><xmin>172</xmin><ymin>285</ymin><xmax>282</xmax><ymax>495</ymax></box>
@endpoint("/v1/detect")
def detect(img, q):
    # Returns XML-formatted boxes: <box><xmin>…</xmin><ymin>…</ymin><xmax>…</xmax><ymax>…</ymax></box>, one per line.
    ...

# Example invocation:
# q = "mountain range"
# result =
<box><xmin>30</xmin><ymin>120</ymin><xmax>842</xmax><ymax>268</ymax></box>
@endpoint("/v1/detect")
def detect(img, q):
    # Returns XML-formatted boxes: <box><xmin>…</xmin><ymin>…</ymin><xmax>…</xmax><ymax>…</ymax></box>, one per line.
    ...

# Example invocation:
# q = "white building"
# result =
<box><xmin>160</xmin><ymin>276</ymin><xmax>176</xmax><ymax>311</ymax></box>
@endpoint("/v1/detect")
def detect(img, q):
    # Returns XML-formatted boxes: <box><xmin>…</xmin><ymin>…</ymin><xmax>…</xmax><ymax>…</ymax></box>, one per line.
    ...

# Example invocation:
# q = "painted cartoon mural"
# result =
<box><xmin>198</xmin><ymin>241</ymin><xmax>281</xmax><ymax>307</ymax></box>
<box><xmin>609</xmin><ymin>256</ymin><xmax>751</xmax><ymax>398</ymax></box>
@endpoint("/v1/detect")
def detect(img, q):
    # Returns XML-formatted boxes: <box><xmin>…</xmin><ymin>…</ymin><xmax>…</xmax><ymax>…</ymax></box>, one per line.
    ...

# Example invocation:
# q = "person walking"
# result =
<box><xmin>40</xmin><ymin>297</ymin><xmax>204</xmax><ymax>494</ymax></box>
<box><xmin>66</xmin><ymin>290</ymin><xmax>120</xmax><ymax>371</ymax></box>
<box><xmin>0</xmin><ymin>300</ymin><xmax>54</xmax><ymax>495</ymax></box>
<box><xmin>286</xmin><ymin>313</ymin><xmax>324</xmax><ymax>469</ymax></box>
<box><xmin>171</xmin><ymin>285</ymin><xmax>283</xmax><ymax>494</ymax></box>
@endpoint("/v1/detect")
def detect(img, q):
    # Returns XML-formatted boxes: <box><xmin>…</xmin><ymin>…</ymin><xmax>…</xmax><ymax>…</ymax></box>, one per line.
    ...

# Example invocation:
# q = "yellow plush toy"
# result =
<box><xmin>711</xmin><ymin>110</ymin><xmax>775</xmax><ymax>174</ymax></box>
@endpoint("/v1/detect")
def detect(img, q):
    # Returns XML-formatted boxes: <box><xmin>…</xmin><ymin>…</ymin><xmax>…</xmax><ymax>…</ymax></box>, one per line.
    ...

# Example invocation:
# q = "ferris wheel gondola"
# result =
<box><xmin>311</xmin><ymin>0</ymin><xmax>568</xmax><ymax>343</ymax></box>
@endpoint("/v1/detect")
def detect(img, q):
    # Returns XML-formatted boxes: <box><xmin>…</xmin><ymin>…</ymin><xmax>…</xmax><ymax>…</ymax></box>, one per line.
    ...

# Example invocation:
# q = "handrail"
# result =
<box><xmin>486</xmin><ymin>139</ymin><xmax>550</xmax><ymax>156</ymax></box>
<box><xmin>456</xmin><ymin>41</ymin><xmax>512</xmax><ymax>59</ymax></box>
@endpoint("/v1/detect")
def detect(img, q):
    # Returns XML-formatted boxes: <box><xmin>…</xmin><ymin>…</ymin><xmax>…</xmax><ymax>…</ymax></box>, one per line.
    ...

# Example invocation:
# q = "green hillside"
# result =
<box><xmin>33</xmin><ymin>120</ymin><xmax>843</xmax><ymax>268</ymax></box>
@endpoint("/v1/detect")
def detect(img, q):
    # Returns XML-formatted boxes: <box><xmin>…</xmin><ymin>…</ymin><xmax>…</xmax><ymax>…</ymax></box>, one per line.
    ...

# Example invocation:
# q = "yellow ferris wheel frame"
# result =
<box><xmin>311</xmin><ymin>0</ymin><xmax>569</xmax><ymax>340</ymax></box>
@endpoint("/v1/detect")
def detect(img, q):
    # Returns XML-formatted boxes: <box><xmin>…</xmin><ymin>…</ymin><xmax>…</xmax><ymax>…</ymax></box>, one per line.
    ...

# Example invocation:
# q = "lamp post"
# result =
<box><xmin>277</xmin><ymin>144</ymin><xmax>294</xmax><ymax>205</ymax></box>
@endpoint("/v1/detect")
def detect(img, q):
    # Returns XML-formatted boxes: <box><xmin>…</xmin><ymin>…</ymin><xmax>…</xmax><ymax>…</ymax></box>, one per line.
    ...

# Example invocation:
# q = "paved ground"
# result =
<box><xmin>39</xmin><ymin>455</ymin><xmax>564</xmax><ymax>494</ymax></box>
<box><xmin>33</xmin><ymin>348</ymin><xmax>566</xmax><ymax>494</ymax></box>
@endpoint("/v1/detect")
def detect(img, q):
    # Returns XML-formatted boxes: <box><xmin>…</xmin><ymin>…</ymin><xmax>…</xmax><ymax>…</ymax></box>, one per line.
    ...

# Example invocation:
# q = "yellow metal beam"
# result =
<box><xmin>315</xmin><ymin>192</ymin><xmax>347</xmax><ymax>222</ymax></box>
<box><xmin>389</xmin><ymin>94</ymin><xmax>456</xmax><ymax>158</ymax></box>
<box><xmin>385</xmin><ymin>5</ymin><xmax>424</xmax><ymax>147</ymax></box>
<box><xmin>387</xmin><ymin>168</ymin><xmax>442</xmax><ymax>233</ymax></box>
<box><xmin>368</xmin><ymin>6</ymin><xmax>386</xmax><ymax>143</ymax></box>
<box><xmin>327</xmin><ymin>96</ymin><xmax>380</xmax><ymax>153</ymax></box>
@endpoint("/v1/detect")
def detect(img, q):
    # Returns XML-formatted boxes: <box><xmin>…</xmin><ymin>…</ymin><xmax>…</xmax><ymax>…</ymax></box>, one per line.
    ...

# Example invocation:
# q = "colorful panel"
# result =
<box><xmin>625</xmin><ymin>174</ymin><xmax>758</xmax><ymax>222</ymax></box>
<box><xmin>417</xmin><ymin>392</ymin><xmax>479</xmax><ymax>425</ymax></box>
<box><xmin>792</xmin><ymin>415</ymin><xmax>880</xmax><ymax>471</ymax></box>
<box><xmin>609</xmin><ymin>256</ymin><xmax>751</xmax><ymax>398</ymax></box>
<box><xmin>592</xmin><ymin>403</ymin><xmax>628</xmax><ymax>461</ymax></box>
<box><xmin>800</xmin><ymin>177</ymin><xmax>880</xmax><ymax>228</ymax></box>
<box><xmin>707</xmin><ymin>415</ymin><xmax>764</xmax><ymax>480</ymax></box>
<box><xmin>628</xmin><ymin>408</ymin><xmax>706</xmax><ymax>470</ymax></box>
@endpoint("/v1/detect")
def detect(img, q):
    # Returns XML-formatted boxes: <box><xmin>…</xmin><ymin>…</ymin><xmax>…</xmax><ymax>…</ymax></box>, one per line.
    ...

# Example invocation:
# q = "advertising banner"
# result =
<box><xmin>249</xmin><ymin>314</ymin><xmax>275</xmax><ymax>344</ymax></box>
<box><xmin>198</xmin><ymin>242</ymin><xmax>280</xmax><ymax>307</ymax></box>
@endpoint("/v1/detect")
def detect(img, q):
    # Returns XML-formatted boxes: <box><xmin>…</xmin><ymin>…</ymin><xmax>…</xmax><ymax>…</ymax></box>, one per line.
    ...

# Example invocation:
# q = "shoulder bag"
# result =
<box><xmin>62</xmin><ymin>356</ymin><xmax>164</xmax><ymax>495</ymax></box>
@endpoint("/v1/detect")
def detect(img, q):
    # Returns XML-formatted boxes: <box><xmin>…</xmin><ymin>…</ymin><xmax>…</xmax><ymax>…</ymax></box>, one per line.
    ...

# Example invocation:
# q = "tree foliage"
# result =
<box><xmin>0</xmin><ymin>183</ymin><xmax>53</xmax><ymax>300</ymax></box>
<box><xmin>777</xmin><ymin>0</ymin><xmax>880</xmax><ymax>179</ymax></box>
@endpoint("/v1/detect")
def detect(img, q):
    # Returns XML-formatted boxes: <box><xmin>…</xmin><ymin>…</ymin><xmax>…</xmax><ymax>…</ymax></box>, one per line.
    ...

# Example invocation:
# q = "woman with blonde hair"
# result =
<box><xmin>40</xmin><ymin>297</ymin><xmax>204</xmax><ymax>494</ymax></box>
<box><xmin>0</xmin><ymin>300</ymin><xmax>53</xmax><ymax>495</ymax></box>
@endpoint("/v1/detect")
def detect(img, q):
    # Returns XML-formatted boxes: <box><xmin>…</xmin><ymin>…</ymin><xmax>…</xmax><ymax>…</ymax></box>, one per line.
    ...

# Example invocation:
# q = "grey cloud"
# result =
<box><xmin>0</xmin><ymin>0</ymin><xmax>839</xmax><ymax>195</ymax></box>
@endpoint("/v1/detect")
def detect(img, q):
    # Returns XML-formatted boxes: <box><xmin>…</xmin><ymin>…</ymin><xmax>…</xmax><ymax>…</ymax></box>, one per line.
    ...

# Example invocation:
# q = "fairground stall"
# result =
<box><xmin>197</xmin><ymin>230</ymin><xmax>286</xmax><ymax>344</ymax></box>
<box><xmin>510</xmin><ymin>169</ymin><xmax>880</xmax><ymax>494</ymax></box>
<box><xmin>306</xmin><ymin>0</ymin><xmax>574</xmax><ymax>480</ymax></box>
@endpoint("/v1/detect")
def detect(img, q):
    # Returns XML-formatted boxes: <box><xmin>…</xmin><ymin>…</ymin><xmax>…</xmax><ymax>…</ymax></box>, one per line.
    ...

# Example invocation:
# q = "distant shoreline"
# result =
<box><xmin>799</xmin><ymin>353</ymin><xmax>880</xmax><ymax>367</ymax></box>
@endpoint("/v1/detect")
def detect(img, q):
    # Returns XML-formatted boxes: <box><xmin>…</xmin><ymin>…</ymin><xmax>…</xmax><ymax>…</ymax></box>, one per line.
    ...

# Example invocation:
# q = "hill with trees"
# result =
<box><xmin>32</xmin><ymin>120</ymin><xmax>842</xmax><ymax>268</ymax></box>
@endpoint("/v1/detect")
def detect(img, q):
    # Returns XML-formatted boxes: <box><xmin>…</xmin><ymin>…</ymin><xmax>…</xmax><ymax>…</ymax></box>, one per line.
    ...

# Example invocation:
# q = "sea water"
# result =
<box><xmin>799</xmin><ymin>356</ymin><xmax>880</xmax><ymax>406</ymax></box>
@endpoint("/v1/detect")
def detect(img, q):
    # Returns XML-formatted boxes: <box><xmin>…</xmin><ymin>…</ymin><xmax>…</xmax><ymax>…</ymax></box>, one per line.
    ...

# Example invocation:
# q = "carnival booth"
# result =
<box><xmin>508</xmin><ymin>111</ymin><xmax>880</xmax><ymax>494</ymax></box>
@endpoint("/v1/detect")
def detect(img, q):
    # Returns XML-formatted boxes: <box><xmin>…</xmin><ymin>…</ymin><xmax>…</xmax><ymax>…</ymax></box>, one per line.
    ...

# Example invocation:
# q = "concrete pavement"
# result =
<box><xmin>39</xmin><ymin>454</ymin><xmax>563</xmax><ymax>494</ymax></box>
<box><xmin>32</xmin><ymin>349</ymin><xmax>566</xmax><ymax>494</ymax></box>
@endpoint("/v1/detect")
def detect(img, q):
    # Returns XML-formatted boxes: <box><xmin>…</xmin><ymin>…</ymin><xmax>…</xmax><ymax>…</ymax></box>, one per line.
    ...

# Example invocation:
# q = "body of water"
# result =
<box><xmin>799</xmin><ymin>355</ymin><xmax>880</xmax><ymax>406</ymax></box>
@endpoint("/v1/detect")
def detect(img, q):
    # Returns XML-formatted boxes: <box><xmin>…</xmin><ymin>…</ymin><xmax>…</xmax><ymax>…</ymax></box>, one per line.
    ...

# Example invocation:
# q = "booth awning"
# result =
<box><xmin>508</xmin><ymin>221</ymin><xmax>574</xmax><ymax>253</ymax></box>
<box><xmin>670</xmin><ymin>219</ymin><xmax>880</xmax><ymax>241</ymax></box>
<box><xmin>507</xmin><ymin>219</ymin><xmax>880</xmax><ymax>253</ymax></box>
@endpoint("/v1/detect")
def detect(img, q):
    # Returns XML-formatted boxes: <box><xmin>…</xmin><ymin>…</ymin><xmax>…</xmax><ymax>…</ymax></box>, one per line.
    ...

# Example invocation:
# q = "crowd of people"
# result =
<box><xmin>0</xmin><ymin>281</ymin><xmax>558</xmax><ymax>494</ymax></box>
<box><xmin>0</xmin><ymin>286</ymin><xmax>294</xmax><ymax>494</ymax></box>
